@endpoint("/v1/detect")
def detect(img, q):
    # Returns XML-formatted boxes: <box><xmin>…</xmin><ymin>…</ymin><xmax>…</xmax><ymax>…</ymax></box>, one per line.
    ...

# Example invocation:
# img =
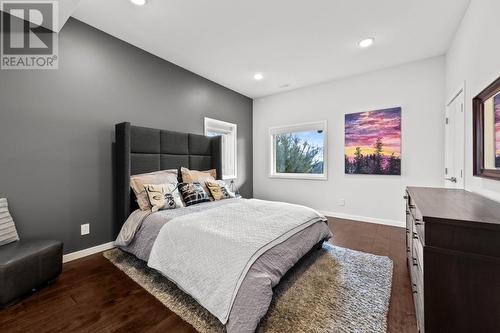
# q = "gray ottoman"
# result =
<box><xmin>0</xmin><ymin>240</ymin><xmax>63</xmax><ymax>307</ymax></box>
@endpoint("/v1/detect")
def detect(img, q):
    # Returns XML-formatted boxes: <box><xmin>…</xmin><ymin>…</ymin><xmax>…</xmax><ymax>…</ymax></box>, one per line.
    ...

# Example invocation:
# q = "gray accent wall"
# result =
<box><xmin>0</xmin><ymin>18</ymin><xmax>253</xmax><ymax>254</ymax></box>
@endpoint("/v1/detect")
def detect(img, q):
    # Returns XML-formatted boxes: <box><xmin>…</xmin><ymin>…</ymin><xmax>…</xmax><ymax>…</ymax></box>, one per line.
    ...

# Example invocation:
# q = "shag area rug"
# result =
<box><xmin>104</xmin><ymin>243</ymin><xmax>393</xmax><ymax>333</ymax></box>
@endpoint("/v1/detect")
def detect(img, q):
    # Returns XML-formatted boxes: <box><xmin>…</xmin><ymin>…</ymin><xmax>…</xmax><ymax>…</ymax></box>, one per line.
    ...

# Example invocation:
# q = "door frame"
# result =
<box><xmin>444</xmin><ymin>81</ymin><xmax>466</xmax><ymax>189</ymax></box>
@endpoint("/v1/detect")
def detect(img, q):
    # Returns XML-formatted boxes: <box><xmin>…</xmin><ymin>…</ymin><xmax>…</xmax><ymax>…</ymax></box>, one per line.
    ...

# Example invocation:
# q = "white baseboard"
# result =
<box><xmin>319</xmin><ymin>210</ymin><xmax>404</xmax><ymax>228</ymax></box>
<box><xmin>63</xmin><ymin>241</ymin><xmax>115</xmax><ymax>263</ymax></box>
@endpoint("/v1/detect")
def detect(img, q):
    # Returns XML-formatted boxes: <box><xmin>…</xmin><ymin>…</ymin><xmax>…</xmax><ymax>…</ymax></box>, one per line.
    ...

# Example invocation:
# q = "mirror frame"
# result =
<box><xmin>473</xmin><ymin>75</ymin><xmax>500</xmax><ymax>180</ymax></box>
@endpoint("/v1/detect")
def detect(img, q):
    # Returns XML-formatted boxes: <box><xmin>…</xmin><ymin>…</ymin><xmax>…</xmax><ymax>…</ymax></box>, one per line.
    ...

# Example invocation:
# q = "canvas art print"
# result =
<box><xmin>345</xmin><ymin>107</ymin><xmax>401</xmax><ymax>175</ymax></box>
<box><xmin>495</xmin><ymin>93</ymin><xmax>500</xmax><ymax>168</ymax></box>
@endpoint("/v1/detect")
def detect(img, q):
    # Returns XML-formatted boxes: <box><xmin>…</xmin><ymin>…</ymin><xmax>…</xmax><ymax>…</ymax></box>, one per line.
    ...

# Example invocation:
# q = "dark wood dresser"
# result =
<box><xmin>405</xmin><ymin>187</ymin><xmax>500</xmax><ymax>333</ymax></box>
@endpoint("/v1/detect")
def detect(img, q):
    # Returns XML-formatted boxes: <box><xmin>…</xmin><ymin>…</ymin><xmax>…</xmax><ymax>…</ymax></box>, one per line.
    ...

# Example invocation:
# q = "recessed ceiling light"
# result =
<box><xmin>131</xmin><ymin>0</ymin><xmax>147</xmax><ymax>6</ymax></box>
<box><xmin>254</xmin><ymin>73</ymin><xmax>264</xmax><ymax>81</ymax></box>
<box><xmin>358</xmin><ymin>38</ymin><xmax>374</xmax><ymax>48</ymax></box>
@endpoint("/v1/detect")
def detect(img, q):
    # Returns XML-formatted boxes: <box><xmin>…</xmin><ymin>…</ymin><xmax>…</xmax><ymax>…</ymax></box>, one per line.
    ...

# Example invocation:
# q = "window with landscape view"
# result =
<box><xmin>269</xmin><ymin>121</ymin><xmax>327</xmax><ymax>179</ymax></box>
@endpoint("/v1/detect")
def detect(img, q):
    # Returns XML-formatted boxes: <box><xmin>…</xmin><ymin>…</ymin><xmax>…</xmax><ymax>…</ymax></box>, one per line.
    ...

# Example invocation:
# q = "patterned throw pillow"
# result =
<box><xmin>130</xmin><ymin>169</ymin><xmax>179</xmax><ymax>210</ymax></box>
<box><xmin>178</xmin><ymin>182</ymin><xmax>210</xmax><ymax>207</ymax></box>
<box><xmin>0</xmin><ymin>198</ymin><xmax>20</xmax><ymax>246</ymax></box>
<box><xmin>217</xmin><ymin>180</ymin><xmax>236</xmax><ymax>198</ymax></box>
<box><xmin>205</xmin><ymin>180</ymin><xmax>236</xmax><ymax>200</ymax></box>
<box><xmin>205</xmin><ymin>181</ymin><xmax>223</xmax><ymax>200</ymax></box>
<box><xmin>144</xmin><ymin>184</ymin><xmax>183</xmax><ymax>212</ymax></box>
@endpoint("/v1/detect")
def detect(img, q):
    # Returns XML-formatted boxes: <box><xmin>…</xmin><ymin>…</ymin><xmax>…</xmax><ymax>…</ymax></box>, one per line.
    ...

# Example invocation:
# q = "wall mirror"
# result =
<box><xmin>473</xmin><ymin>76</ymin><xmax>500</xmax><ymax>180</ymax></box>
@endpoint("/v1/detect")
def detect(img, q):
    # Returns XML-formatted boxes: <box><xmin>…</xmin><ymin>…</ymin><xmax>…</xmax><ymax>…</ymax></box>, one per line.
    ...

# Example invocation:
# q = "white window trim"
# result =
<box><xmin>269</xmin><ymin>120</ymin><xmax>328</xmax><ymax>180</ymax></box>
<box><xmin>204</xmin><ymin>117</ymin><xmax>237</xmax><ymax>180</ymax></box>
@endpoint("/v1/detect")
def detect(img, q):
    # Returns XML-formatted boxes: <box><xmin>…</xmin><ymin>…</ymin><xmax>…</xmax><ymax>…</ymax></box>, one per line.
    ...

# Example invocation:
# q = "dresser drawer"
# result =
<box><xmin>413</xmin><ymin>236</ymin><xmax>424</xmax><ymax>275</ymax></box>
<box><xmin>410</xmin><ymin>249</ymin><xmax>423</xmax><ymax>295</ymax></box>
<box><xmin>406</xmin><ymin>211</ymin><xmax>412</xmax><ymax>256</ymax></box>
<box><xmin>414</xmin><ymin>290</ymin><xmax>425</xmax><ymax>333</ymax></box>
<box><xmin>407</xmin><ymin>194</ymin><xmax>419</xmax><ymax>215</ymax></box>
<box><xmin>411</xmin><ymin>262</ymin><xmax>425</xmax><ymax>333</ymax></box>
<box><xmin>410</xmin><ymin>213</ymin><xmax>425</xmax><ymax>245</ymax></box>
<box><xmin>408</xmin><ymin>201</ymin><xmax>424</xmax><ymax>229</ymax></box>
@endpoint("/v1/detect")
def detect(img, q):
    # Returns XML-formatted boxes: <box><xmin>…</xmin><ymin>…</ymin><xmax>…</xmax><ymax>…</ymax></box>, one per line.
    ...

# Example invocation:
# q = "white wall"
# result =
<box><xmin>446</xmin><ymin>0</ymin><xmax>500</xmax><ymax>201</ymax></box>
<box><xmin>253</xmin><ymin>57</ymin><xmax>445</xmax><ymax>226</ymax></box>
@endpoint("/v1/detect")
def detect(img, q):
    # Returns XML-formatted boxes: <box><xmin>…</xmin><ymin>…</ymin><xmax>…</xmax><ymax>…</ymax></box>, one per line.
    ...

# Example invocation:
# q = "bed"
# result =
<box><xmin>114</xmin><ymin>122</ymin><xmax>332</xmax><ymax>332</ymax></box>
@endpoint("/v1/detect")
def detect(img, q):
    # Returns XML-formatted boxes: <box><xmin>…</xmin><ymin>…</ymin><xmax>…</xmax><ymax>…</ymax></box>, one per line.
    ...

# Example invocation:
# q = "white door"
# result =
<box><xmin>444</xmin><ymin>86</ymin><xmax>465</xmax><ymax>189</ymax></box>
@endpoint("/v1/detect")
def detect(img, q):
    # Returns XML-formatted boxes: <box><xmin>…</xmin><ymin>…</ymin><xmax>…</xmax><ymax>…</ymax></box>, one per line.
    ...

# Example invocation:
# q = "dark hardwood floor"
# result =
<box><xmin>0</xmin><ymin>218</ymin><xmax>417</xmax><ymax>332</ymax></box>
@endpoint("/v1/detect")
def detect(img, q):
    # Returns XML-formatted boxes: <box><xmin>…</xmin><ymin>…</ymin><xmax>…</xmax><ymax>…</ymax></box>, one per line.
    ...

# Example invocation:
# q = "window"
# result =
<box><xmin>204</xmin><ymin>117</ymin><xmax>237</xmax><ymax>179</ymax></box>
<box><xmin>269</xmin><ymin>121</ymin><xmax>327</xmax><ymax>180</ymax></box>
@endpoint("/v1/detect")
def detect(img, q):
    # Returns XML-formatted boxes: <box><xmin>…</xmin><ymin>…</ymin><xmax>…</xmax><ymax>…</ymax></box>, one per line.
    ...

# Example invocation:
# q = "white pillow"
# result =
<box><xmin>0</xmin><ymin>198</ymin><xmax>20</xmax><ymax>246</ymax></box>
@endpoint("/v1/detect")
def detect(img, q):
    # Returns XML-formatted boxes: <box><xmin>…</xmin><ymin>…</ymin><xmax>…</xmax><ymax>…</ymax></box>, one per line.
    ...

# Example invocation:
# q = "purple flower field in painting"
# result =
<box><xmin>345</xmin><ymin>107</ymin><xmax>401</xmax><ymax>175</ymax></box>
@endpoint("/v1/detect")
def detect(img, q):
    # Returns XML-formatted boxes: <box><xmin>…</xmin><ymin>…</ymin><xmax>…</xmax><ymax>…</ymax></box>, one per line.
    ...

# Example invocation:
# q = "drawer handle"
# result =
<box><xmin>412</xmin><ymin>232</ymin><xmax>419</xmax><ymax>240</ymax></box>
<box><xmin>409</xmin><ymin>204</ymin><xmax>416</xmax><ymax>209</ymax></box>
<box><xmin>412</xmin><ymin>283</ymin><xmax>418</xmax><ymax>294</ymax></box>
<box><xmin>403</xmin><ymin>195</ymin><xmax>408</xmax><ymax>200</ymax></box>
<box><xmin>415</xmin><ymin>220</ymin><xmax>423</xmax><ymax>226</ymax></box>
<box><xmin>412</xmin><ymin>257</ymin><xmax>418</xmax><ymax>266</ymax></box>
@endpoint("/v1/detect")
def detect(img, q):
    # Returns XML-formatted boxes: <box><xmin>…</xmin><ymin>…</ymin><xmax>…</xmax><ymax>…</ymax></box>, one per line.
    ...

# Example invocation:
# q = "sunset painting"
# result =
<box><xmin>345</xmin><ymin>107</ymin><xmax>401</xmax><ymax>175</ymax></box>
<box><xmin>495</xmin><ymin>93</ymin><xmax>500</xmax><ymax>168</ymax></box>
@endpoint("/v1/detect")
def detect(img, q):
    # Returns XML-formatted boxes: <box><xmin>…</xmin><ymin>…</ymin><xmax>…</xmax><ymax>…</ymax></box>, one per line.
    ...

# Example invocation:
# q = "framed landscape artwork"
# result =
<box><xmin>473</xmin><ymin>76</ymin><xmax>500</xmax><ymax>179</ymax></box>
<box><xmin>495</xmin><ymin>93</ymin><xmax>500</xmax><ymax>168</ymax></box>
<box><xmin>345</xmin><ymin>107</ymin><xmax>402</xmax><ymax>175</ymax></box>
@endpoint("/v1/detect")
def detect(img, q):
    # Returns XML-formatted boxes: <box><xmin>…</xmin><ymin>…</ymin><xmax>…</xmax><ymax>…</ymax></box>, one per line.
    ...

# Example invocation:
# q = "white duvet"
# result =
<box><xmin>147</xmin><ymin>198</ymin><xmax>325</xmax><ymax>324</ymax></box>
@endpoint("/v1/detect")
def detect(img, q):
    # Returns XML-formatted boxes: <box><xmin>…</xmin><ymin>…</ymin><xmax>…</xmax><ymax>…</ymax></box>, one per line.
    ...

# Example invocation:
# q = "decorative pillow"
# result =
<box><xmin>130</xmin><ymin>170</ymin><xmax>179</xmax><ymax>210</ymax></box>
<box><xmin>0</xmin><ymin>198</ymin><xmax>20</xmax><ymax>246</ymax></box>
<box><xmin>144</xmin><ymin>184</ymin><xmax>184</xmax><ymax>212</ymax></box>
<box><xmin>178</xmin><ymin>182</ymin><xmax>210</xmax><ymax>206</ymax></box>
<box><xmin>205</xmin><ymin>180</ymin><xmax>224</xmax><ymax>200</ymax></box>
<box><xmin>205</xmin><ymin>180</ymin><xmax>236</xmax><ymax>200</ymax></box>
<box><xmin>180</xmin><ymin>167</ymin><xmax>217</xmax><ymax>200</ymax></box>
<box><xmin>217</xmin><ymin>180</ymin><xmax>236</xmax><ymax>198</ymax></box>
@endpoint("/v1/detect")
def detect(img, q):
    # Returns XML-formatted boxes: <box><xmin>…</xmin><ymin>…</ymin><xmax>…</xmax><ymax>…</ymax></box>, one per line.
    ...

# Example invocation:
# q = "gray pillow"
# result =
<box><xmin>0</xmin><ymin>198</ymin><xmax>20</xmax><ymax>246</ymax></box>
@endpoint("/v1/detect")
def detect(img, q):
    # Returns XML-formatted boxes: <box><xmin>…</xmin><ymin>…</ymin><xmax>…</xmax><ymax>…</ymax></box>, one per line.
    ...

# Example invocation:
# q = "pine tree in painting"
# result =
<box><xmin>354</xmin><ymin>147</ymin><xmax>363</xmax><ymax>173</ymax></box>
<box><xmin>373</xmin><ymin>137</ymin><xmax>384</xmax><ymax>174</ymax></box>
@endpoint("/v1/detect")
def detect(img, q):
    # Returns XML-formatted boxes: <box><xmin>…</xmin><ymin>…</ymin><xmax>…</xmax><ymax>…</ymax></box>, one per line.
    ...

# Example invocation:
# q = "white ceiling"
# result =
<box><xmin>57</xmin><ymin>0</ymin><xmax>81</xmax><ymax>32</ymax></box>
<box><xmin>71</xmin><ymin>0</ymin><xmax>470</xmax><ymax>98</ymax></box>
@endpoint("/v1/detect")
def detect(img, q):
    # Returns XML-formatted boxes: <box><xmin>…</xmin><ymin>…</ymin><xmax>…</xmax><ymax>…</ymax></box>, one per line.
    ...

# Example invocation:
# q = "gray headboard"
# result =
<box><xmin>115</xmin><ymin>122</ymin><xmax>222</xmax><ymax>230</ymax></box>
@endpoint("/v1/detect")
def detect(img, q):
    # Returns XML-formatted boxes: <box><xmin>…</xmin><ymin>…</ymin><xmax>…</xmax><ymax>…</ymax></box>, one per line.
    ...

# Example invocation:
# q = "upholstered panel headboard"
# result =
<box><xmin>115</xmin><ymin>122</ymin><xmax>222</xmax><ymax>229</ymax></box>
